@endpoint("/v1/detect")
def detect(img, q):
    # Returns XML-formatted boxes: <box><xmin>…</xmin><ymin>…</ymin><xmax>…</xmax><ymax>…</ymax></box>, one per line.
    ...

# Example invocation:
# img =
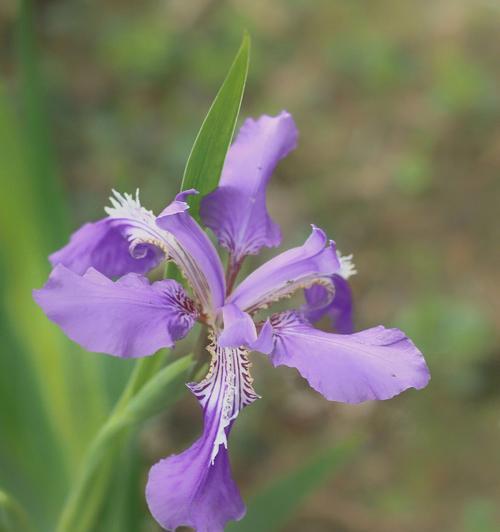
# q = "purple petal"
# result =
<box><xmin>147</xmin><ymin>340</ymin><xmax>258</xmax><ymax>531</ymax></box>
<box><xmin>228</xmin><ymin>226</ymin><xmax>340</xmax><ymax>313</ymax></box>
<box><xmin>200</xmin><ymin>112</ymin><xmax>298</xmax><ymax>260</ymax></box>
<box><xmin>147</xmin><ymin>436</ymin><xmax>244</xmax><ymax>532</ymax></box>
<box><xmin>33</xmin><ymin>264</ymin><xmax>197</xmax><ymax>358</ymax></box>
<box><xmin>267</xmin><ymin>311</ymin><xmax>430</xmax><ymax>403</ymax></box>
<box><xmin>49</xmin><ymin>189</ymin><xmax>180</xmax><ymax>277</ymax></box>
<box><xmin>251</xmin><ymin>319</ymin><xmax>274</xmax><ymax>354</ymax></box>
<box><xmin>49</xmin><ymin>218</ymin><xmax>162</xmax><ymax>277</ymax></box>
<box><xmin>219</xmin><ymin>304</ymin><xmax>274</xmax><ymax>352</ymax></box>
<box><xmin>157</xmin><ymin>190</ymin><xmax>226</xmax><ymax>318</ymax></box>
<box><xmin>219</xmin><ymin>304</ymin><xmax>258</xmax><ymax>348</ymax></box>
<box><xmin>304</xmin><ymin>274</ymin><xmax>354</xmax><ymax>334</ymax></box>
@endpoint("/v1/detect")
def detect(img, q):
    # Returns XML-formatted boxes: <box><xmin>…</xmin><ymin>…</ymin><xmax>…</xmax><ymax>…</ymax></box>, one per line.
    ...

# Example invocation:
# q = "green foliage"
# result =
<box><xmin>394</xmin><ymin>152</ymin><xmax>433</xmax><ymax>196</ymax></box>
<box><xmin>16</xmin><ymin>0</ymin><xmax>68</xmax><ymax>246</ymax></box>
<box><xmin>462</xmin><ymin>499</ymin><xmax>498</xmax><ymax>532</ymax></box>
<box><xmin>431</xmin><ymin>50</ymin><xmax>496</xmax><ymax>112</ymax></box>
<box><xmin>57</xmin><ymin>354</ymin><xmax>192</xmax><ymax>532</ymax></box>
<box><xmin>0</xmin><ymin>7</ymin><xmax>109</xmax><ymax>524</ymax></box>
<box><xmin>228</xmin><ymin>437</ymin><xmax>362</xmax><ymax>532</ymax></box>
<box><xmin>398</xmin><ymin>297</ymin><xmax>494</xmax><ymax>363</ymax></box>
<box><xmin>100</xmin><ymin>14</ymin><xmax>174</xmax><ymax>77</ymax></box>
<box><xmin>181</xmin><ymin>33</ymin><xmax>250</xmax><ymax>219</ymax></box>
<box><xmin>0</xmin><ymin>490</ymin><xmax>33</xmax><ymax>532</ymax></box>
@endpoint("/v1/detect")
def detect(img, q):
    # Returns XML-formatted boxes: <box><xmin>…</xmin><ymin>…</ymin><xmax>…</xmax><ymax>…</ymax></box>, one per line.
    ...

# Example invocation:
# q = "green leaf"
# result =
<box><xmin>16</xmin><ymin>0</ymin><xmax>68</xmax><ymax>247</ymax></box>
<box><xmin>17</xmin><ymin>0</ymin><xmax>109</xmax><ymax>446</ymax></box>
<box><xmin>56</xmin><ymin>354</ymin><xmax>192</xmax><ymax>532</ymax></box>
<box><xmin>228</xmin><ymin>436</ymin><xmax>363</xmax><ymax>532</ymax></box>
<box><xmin>0</xmin><ymin>1</ymin><xmax>108</xmax><ymax>506</ymax></box>
<box><xmin>181</xmin><ymin>32</ymin><xmax>250</xmax><ymax>219</ymax></box>
<box><xmin>0</xmin><ymin>77</ymin><xmax>84</xmax><ymax>532</ymax></box>
<box><xmin>97</xmin><ymin>436</ymin><xmax>144</xmax><ymax>532</ymax></box>
<box><xmin>0</xmin><ymin>490</ymin><xmax>33</xmax><ymax>532</ymax></box>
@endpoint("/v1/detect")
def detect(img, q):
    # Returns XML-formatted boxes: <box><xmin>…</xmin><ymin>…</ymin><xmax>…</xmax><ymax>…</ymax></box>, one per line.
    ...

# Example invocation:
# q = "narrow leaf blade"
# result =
<box><xmin>0</xmin><ymin>490</ymin><xmax>33</xmax><ymax>532</ymax></box>
<box><xmin>56</xmin><ymin>354</ymin><xmax>192</xmax><ymax>532</ymax></box>
<box><xmin>181</xmin><ymin>32</ymin><xmax>250</xmax><ymax>218</ymax></box>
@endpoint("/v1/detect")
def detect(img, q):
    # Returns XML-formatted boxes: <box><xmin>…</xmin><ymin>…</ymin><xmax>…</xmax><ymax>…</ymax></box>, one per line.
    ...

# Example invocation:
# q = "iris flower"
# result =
<box><xmin>34</xmin><ymin>112</ymin><xmax>430</xmax><ymax>531</ymax></box>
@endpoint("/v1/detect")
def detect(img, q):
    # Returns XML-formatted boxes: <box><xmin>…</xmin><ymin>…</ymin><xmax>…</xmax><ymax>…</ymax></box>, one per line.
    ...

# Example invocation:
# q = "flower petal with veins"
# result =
<box><xmin>200</xmin><ymin>112</ymin><xmax>298</xmax><ymax>261</ymax></box>
<box><xmin>304</xmin><ymin>274</ymin><xmax>354</xmax><ymax>333</ymax></box>
<box><xmin>228</xmin><ymin>225</ymin><xmax>340</xmax><ymax>313</ymax></box>
<box><xmin>33</xmin><ymin>264</ymin><xmax>197</xmax><ymax>358</ymax></box>
<box><xmin>156</xmin><ymin>190</ymin><xmax>226</xmax><ymax>319</ymax></box>
<box><xmin>266</xmin><ymin>311</ymin><xmax>430</xmax><ymax>403</ymax></box>
<box><xmin>219</xmin><ymin>303</ymin><xmax>274</xmax><ymax>353</ymax></box>
<box><xmin>146</xmin><ymin>339</ymin><xmax>258</xmax><ymax>531</ymax></box>
<box><xmin>50</xmin><ymin>193</ymin><xmax>164</xmax><ymax>278</ymax></box>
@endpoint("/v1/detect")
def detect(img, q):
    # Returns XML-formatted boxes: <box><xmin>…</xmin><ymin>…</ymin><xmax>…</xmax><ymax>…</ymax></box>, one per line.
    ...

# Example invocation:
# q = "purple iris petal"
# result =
<box><xmin>228</xmin><ymin>225</ymin><xmax>340</xmax><ymax>313</ymax></box>
<box><xmin>304</xmin><ymin>274</ymin><xmax>354</xmax><ymax>333</ymax></box>
<box><xmin>147</xmin><ymin>341</ymin><xmax>258</xmax><ymax>531</ymax></box>
<box><xmin>218</xmin><ymin>304</ymin><xmax>258</xmax><ymax>348</ymax></box>
<box><xmin>267</xmin><ymin>311</ymin><xmax>430</xmax><ymax>403</ymax></box>
<box><xmin>147</xmin><ymin>435</ymin><xmax>244</xmax><ymax>532</ymax></box>
<box><xmin>219</xmin><ymin>304</ymin><xmax>274</xmax><ymax>353</ymax></box>
<box><xmin>33</xmin><ymin>264</ymin><xmax>197</xmax><ymax>358</ymax></box>
<box><xmin>157</xmin><ymin>190</ymin><xmax>226</xmax><ymax>318</ymax></box>
<box><xmin>200</xmin><ymin>112</ymin><xmax>298</xmax><ymax>261</ymax></box>
<box><xmin>49</xmin><ymin>218</ymin><xmax>162</xmax><ymax>277</ymax></box>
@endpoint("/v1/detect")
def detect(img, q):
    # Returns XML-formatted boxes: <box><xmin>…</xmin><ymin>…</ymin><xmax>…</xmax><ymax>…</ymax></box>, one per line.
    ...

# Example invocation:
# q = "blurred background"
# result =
<box><xmin>1</xmin><ymin>0</ymin><xmax>499</xmax><ymax>531</ymax></box>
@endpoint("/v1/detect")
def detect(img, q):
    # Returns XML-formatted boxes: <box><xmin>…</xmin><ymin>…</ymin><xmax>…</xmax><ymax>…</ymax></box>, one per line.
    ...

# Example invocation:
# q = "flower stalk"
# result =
<box><xmin>56</xmin><ymin>354</ymin><xmax>192</xmax><ymax>532</ymax></box>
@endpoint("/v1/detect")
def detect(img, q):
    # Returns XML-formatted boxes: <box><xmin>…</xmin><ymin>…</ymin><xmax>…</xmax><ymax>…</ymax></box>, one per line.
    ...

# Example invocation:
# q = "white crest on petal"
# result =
<box><xmin>337</xmin><ymin>251</ymin><xmax>357</xmax><ymax>279</ymax></box>
<box><xmin>188</xmin><ymin>336</ymin><xmax>259</xmax><ymax>464</ymax></box>
<box><xmin>103</xmin><ymin>189</ymin><xmax>221</xmax><ymax>319</ymax></box>
<box><xmin>104</xmin><ymin>188</ymin><xmax>173</xmax><ymax>257</ymax></box>
<box><xmin>105</xmin><ymin>189</ymin><xmax>155</xmax><ymax>223</ymax></box>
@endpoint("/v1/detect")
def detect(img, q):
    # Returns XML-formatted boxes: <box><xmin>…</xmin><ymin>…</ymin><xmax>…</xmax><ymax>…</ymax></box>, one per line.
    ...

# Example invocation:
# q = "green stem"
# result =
<box><xmin>0</xmin><ymin>489</ymin><xmax>33</xmax><ymax>532</ymax></box>
<box><xmin>56</xmin><ymin>354</ymin><xmax>191</xmax><ymax>532</ymax></box>
<box><xmin>114</xmin><ymin>350</ymin><xmax>169</xmax><ymax>413</ymax></box>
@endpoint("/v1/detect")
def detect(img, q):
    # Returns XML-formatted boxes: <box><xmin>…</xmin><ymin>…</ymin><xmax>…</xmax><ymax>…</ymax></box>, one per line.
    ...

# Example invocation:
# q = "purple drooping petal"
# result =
<box><xmin>266</xmin><ymin>311</ymin><xmax>430</xmax><ymax>403</ymax></box>
<box><xmin>228</xmin><ymin>226</ymin><xmax>340</xmax><ymax>313</ymax></box>
<box><xmin>33</xmin><ymin>264</ymin><xmax>197</xmax><ymax>358</ymax></box>
<box><xmin>146</xmin><ymin>340</ymin><xmax>258</xmax><ymax>531</ymax></box>
<box><xmin>218</xmin><ymin>304</ymin><xmax>274</xmax><ymax>353</ymax></box>
<box><xmin>157</xmin><ymin>190</ymin><xmax>226</xmax><ymax>319</ymax></box>
<box><xmin>49</xmin><ymin>218</ymin><xmax>162</xmax><ymax>277</ymax></box>
<box><xmin>200</xmin><ymin>112</ymin><xmax>298</xmax><ymax>261</ymax></box>
<box><xmin>304</xmin><ymin>274</ymin><xmax>354</xmax><ymax>334</ymax></box>
<box><xmin>147</xmin><ymin>435</ymin><xmax>244</xmax><ymax>532</ymax></box>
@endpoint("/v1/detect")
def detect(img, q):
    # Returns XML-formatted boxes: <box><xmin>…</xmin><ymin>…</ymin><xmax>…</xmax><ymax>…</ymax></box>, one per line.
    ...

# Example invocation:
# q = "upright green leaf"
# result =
<box><xmin>0</xmin><ymin>490</ymin><xmax>33</xmax><ymax>532</ymax></box>
<box><xmin>0</xmin><ymin>2</ymin><xmax>109</xmax><ymax>526</ymax></box>
<box><xmin>181</xmin><ymin>32</ymin><xmax>250</xmax><ymax>219</ymax></box>
<box><xmin>0</xmin><ymin>82</ymin><xmax>80</xmax><ymax>472</ymax></box>
<box><xmin>16</xmin><ymin>0</ymin><xmax>68</xmax><ymax>246</ymax></box>
<box><xmin>57</xmin><ymin>354</ymin><xmax>192</xmax><ymax>532</ymax></box>
<box><xmin>228</xmin><ymin>437</ymin><xmax>363</xmax><ymax>532</ymax></box>
<box><xmin>97</xmin><ymin>436</ymin><xmax>144</xmax><ymax>532</ymax></box>
<box><xmin>2</xmin><ymin>0</ymin><xmax>108</xmax><ymax>467</ymax></box>
<box><xmin>17</xmin><ymin>0</ymin><xmax>108</xmax><ymax>439</ymax></box>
